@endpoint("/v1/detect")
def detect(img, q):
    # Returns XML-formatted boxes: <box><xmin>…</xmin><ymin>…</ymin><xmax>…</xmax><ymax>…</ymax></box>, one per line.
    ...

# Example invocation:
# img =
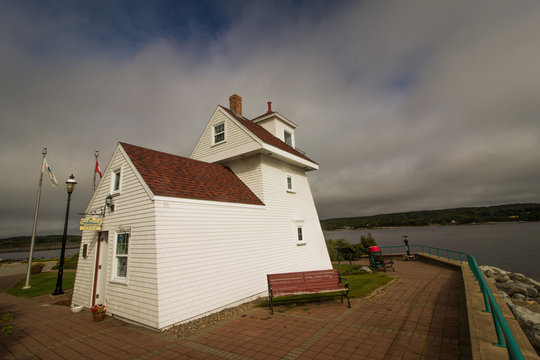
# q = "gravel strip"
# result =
<box><xmin>164</xmin><ymin>299</ymin><xmax>265</xmax><ymax>338</ymax></box>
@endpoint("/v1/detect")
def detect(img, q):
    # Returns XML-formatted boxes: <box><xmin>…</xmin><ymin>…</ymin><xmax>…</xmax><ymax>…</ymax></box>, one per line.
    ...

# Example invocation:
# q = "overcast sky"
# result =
<box><xmin>1</xmin><ymin>0</ymin><xmax>539</xmax><ymax>237</ymax></box>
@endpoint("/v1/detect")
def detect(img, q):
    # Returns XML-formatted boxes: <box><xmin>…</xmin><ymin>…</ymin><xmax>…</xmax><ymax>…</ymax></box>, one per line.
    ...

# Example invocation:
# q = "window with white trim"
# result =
<box><xmin>293</xmin><ymin>220</ymin><xmax>305</xmax><ymax>245</ymax></box>
<box><xmin>284</xmin><ymin>130</ymin><xmax>293</xmax><ymax>147</ymax></box>
<box><xmin>114</xmin><ymin>233</ymin><xmax>129</xmax><ymax>279</ymax></box>
<box><xmin>213</xmin><ymin>122</ymin><xmax>225</xmax><ymax>144</ymax></box>
<box><xmin>286</xmin><ymin>175</ymin><xmax>294</xmax><ymax>192</ymax></box>
<box><xmin>112</xmin><ymin>169</ymin><xmax>121</xmax><ymax>193</ymax></box>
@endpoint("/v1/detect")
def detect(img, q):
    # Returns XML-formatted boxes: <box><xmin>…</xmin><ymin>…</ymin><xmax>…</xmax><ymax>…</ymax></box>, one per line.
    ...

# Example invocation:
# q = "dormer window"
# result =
<box><xmin>284</xmin><ymin>130</ymin><xmax>292</xmax><ymax>147</ymax></box>
<box><xmin>213</xmin><ymin>123</ymin><xmax>225</xmax><ymax>144</ymax></box>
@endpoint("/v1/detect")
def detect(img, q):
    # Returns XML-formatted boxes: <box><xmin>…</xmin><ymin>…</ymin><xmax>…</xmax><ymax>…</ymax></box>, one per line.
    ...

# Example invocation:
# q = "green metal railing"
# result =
<box><xmin>370</xmin><ymin>244</ymin><xmax>524</xmax><ymax>360</ymax></box>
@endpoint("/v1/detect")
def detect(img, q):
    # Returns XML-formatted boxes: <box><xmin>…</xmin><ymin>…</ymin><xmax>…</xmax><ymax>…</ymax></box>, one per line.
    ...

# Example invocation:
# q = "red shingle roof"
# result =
<box><xmin>220</xmin><ymin>107</ymin><xmax>318</xmax><ymax>165</ymax></box>
<box><xmin>120</xmin><ymin>142</ymin><xmax>264</xmax><ymax>205</ymax></box>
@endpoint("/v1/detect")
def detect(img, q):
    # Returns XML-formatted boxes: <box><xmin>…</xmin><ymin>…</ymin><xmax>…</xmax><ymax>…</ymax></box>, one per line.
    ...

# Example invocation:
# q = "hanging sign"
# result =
<box><xmin>80</xmin><ymin>216</ymin><xmax>102</xmax><ymax>231</ymax></box>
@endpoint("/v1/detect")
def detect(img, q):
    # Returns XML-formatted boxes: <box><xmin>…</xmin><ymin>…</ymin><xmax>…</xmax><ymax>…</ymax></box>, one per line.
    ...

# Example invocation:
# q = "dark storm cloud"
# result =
<box><xmin>1</xmin><ymin>0</ymin><xmax>539</xmax><ymax>236</ymax></box>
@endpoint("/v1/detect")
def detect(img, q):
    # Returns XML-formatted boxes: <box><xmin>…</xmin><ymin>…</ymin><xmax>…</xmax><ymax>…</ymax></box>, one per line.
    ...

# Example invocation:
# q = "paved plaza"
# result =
<box><xmin>1</xmin><ymin>260</ymin><xmax>471</xmax><ymax>359</ymax></box>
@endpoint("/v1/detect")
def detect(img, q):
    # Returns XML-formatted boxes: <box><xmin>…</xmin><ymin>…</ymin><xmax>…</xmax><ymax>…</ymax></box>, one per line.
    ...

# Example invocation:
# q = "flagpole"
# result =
<box><xmin>23</xmin><ymin>148</ymin><xmax>47</xmax><ymax>289</ymax></box>
<box><xmin>93</xmin><ymin>150</ymin><xmax>98</xmax><ymax>194</ymax></box>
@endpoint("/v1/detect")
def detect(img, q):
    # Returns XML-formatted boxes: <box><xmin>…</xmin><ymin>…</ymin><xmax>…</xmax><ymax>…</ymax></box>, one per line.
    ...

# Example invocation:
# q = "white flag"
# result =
<box><xmin>43</xmin><ymin>158</ymin><xmax>59</xmax><ymax>188</ymax></box>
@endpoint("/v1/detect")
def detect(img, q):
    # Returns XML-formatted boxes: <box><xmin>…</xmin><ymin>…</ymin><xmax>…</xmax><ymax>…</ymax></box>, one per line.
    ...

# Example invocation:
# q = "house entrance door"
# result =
<box><xmin>92</xmin><ymin>231</ymin><xmax>109</xmax><ymax>306</ymax></box>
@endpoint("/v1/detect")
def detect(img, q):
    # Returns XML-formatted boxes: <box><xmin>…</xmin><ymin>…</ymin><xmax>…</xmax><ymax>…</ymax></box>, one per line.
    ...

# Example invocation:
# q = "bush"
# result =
<box><xmin>359</xmin><ymin>233</ymin><xmax>377</xmax><ymax>254</ymax></box>
<box><xmin>325</xmin><ymin>235</ymin><xmax>378</xmax><ymax>261</ymax></box>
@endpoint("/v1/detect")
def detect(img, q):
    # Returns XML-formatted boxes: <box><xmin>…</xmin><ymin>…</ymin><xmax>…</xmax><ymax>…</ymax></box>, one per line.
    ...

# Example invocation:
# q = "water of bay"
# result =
<box><xmin>324</xmin><ymin>221</ymin><xmax>540</xmax><ymax>280</ymax></box>
<box><xmin>0</xmin><ymin>248</ymin><xmax>79</xmax><ymax>262</ymax></box>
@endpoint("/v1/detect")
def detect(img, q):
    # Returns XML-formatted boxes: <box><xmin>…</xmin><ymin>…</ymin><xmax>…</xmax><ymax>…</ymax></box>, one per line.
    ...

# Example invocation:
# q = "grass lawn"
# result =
<box><xmin>259</xmin><ymin>264</ymin><xmax>393</xmax><ymax>309</ymax></box>
<box><xmin>333</xmin><ymin>263</ymin><xmax>393</xmax><ymax>298</ymax></box>
<box><xmin>6</xmin><ymin>271</ymin><xmax>76</xmax><ymax>298</ymax></box>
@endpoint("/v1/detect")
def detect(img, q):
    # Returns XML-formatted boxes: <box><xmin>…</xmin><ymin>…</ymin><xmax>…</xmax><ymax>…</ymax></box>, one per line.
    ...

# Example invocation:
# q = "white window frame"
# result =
<box><xmin>284</xmin><ymin>130</ymin><xmax>293</xmax><ymax>147</ymax></box>
<box><xmin>111</xmin><ymin>167</ymin><xmax>122</xmax><ymax>194</ymax></box>
<box><xmin>213</xmin><ymin>122</ymin><xmax>226</xmax><ymax>145</ymax></box>
<box><xmin>286</xmin><ymin>174</ymin><xmax>295</xmax><ymax>193</ymax></box>
<box><xmin>293</xmin><ymin>220</ymin><xmax>306</xmax><ymax>245</ymax></box>
<box><xmin>113</xmin><ymin>232</ymin><xmax>129</xmax><ymax>281</ymax></box>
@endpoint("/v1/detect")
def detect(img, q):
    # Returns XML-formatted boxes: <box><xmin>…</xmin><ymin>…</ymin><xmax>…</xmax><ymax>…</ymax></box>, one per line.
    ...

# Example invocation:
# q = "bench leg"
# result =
<box><xmin>269</xmin><ymin>296</ymin><xmax>274</xmax><ymax>315</ymax></box>
<box><xmin>345</xmin><ymin>292</ymin><xmax>351</xmax><ymax>308</ymax></box>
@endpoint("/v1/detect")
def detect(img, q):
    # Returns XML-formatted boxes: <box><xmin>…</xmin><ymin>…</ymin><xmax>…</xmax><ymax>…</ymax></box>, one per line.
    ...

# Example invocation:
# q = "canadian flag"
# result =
<box><xmin>95</xmin><ymin>159</ymin><xmax>102</xmax><ymax>178</ymax></box>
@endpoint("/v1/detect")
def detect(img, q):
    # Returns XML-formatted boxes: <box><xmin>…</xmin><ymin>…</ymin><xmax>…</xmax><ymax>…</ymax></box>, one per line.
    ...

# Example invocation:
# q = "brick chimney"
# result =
<box><xmin>229</xmin><ymin>94</ymin><xmax>242</xmax><ymax>116</ymax></box>
<box><xmin>267</xmin><ymin>101</ymin><xmax>272</xmax><ymax>113</ymax></box>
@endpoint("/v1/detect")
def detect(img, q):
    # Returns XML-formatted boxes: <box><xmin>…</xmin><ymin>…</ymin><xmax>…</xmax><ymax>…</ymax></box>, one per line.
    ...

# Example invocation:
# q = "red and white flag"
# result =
<box><xmin>95</xmin><ymin>159</ymin><xmax>102</xmax><ymax>178</ymax></box>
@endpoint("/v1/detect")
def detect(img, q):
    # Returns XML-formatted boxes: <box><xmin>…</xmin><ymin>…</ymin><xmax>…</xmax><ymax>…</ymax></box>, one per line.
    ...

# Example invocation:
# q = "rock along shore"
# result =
<box><xmin>481</xmin><ymin>265</ymin><xmax>540</xmax><ymax>353</ymax></box>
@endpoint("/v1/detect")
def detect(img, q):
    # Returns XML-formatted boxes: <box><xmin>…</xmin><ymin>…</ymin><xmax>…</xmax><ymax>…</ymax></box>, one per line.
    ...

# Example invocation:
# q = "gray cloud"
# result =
<box><xmin>1</xmin><ymin>1</ymin><xmax>539</xmax><ymax>236</ymax></box>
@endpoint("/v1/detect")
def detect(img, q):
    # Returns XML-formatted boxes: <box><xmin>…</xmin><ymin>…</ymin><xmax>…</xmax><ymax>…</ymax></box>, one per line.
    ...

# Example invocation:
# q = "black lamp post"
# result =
<box><xmin>53</xmin><ymin>174</ymin><xmax>76</xmax><ymax>296</ymax></box>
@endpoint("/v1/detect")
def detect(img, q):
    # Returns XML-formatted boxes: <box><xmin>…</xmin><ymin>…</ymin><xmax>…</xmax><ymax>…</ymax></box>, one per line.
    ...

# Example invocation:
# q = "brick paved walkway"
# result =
<box><xmin>0</xmin><ymin>260</ymin><xmax>472</xmax><ymax>359</ymax></box>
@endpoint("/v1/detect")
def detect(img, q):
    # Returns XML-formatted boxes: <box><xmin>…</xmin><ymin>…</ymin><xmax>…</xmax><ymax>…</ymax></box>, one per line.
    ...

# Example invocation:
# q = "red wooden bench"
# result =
<box><xmin>266</xmin><ymin>269</ymin><xmax>350</xmax><ymax>314</ymax></box>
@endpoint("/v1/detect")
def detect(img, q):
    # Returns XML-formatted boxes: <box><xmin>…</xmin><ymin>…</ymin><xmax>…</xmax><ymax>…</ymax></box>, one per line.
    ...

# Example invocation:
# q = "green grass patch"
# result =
<box><xmin>345</xmin><ymin>272</ymin><xmax>392</xmax><ymax>298</ymax></box>
<box><xmin>259</xmin><ymin>265</ymin><xmax>393</xmax><ymax>309</ymax></box>
<box><xmin>332</xmin><ymin>263</ymin><xmax>370</xmax><ymax>275</ymax></box>
<box><xmin>6</xmin><ymin>271</ymin><xmax>76</xmax><ymax>298</ymax></box>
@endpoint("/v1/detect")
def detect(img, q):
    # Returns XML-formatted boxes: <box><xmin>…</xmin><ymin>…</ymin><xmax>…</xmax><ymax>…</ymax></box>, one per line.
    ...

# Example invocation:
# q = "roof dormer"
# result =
<box><xmin>191</xmin><ymin>96</ymin><xmax>318</xmax><ymax>171</ymax></box>
<box><xmin>252</xmin><ymin>102</ymin><xmax>297</xmax><ymax>148</ymax></box>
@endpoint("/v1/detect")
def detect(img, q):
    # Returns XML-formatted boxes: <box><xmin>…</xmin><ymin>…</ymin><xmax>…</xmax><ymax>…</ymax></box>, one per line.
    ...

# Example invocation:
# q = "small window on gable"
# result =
<box><xmin>284</xmin><ymin>130</ymin><xmax>292</xmax><ymax>147</ymax></box>
<box><xmin>112</xmin><ymin>169</ymin><xmax>121</xmax><ymax>193</ymax></box>
<box><xmin>297</xmin><ymin>226</ymin><xmax>303</xmax><ymax>242</ymax></box>
<box><xmin>286</xmin><ymin>175</ymin><xmax>294</xmax><ymax>192</ymax></box>
<box><xmin>214</xmin><ymin>122</ymin><xmax>225</xmax><ymax>144</ymax></box>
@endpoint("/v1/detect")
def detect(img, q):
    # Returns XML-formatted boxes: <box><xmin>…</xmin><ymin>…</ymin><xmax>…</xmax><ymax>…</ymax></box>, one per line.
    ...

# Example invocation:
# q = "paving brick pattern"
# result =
<box><xmin>0</xmin><ymin>260</ymin><xmax>472</xmax><ymax>359</ymax></box>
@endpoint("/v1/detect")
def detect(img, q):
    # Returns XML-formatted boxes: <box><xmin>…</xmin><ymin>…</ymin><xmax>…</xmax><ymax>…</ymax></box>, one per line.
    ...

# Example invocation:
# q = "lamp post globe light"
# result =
<box><xmin>52</xmin><ymin>174</ymin><xmax>76</xmax><ymax>296</ymax></box>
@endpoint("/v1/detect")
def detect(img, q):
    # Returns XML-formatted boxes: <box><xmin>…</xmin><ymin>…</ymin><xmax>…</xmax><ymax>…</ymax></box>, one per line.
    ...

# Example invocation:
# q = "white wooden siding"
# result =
<box><xmin>257</xmin><ymin>119</ymin><xmax>276</xmax><ymax>135</ymax></box>
<box><xmin>191</xmin><ymin>108</ymin><xmax>260</xmax><ymax>163</ymax></box>
<box><xmin>224</xmin><ymin>154</ymin><xmax>264</xmax><ymax>202</ymax></box>
<box><xmin>153</xmin><ymin>155</ymin><xmax>330</xmax><ymax>329</ymax></box>
<box><xmin>72</xmin><ymin>146</ymin><xmax>159</xmax><ymax>329</ymax></box>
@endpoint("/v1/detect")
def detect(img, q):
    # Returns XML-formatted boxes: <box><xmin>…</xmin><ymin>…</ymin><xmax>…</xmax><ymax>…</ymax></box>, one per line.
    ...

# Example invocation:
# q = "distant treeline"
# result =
<box><xmin>321</xmin><ymin>203</ymin><xmax>540</xmax><ymax>231</ymax></box>
<box><xmin>0</xmin><ymin>235</ymin><xmax>81</xmax><ymax>251</ymax></box>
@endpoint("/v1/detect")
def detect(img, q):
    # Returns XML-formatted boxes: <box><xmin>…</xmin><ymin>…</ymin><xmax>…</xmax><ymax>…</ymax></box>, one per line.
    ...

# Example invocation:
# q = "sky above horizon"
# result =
<box><xmin>1</xmin><ymin>0</ymin><xmax>540</xmax><ymax>237</ymax></box>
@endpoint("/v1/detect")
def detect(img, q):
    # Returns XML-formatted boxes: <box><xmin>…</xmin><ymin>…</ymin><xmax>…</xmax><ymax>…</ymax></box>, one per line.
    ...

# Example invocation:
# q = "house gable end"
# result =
<box><xmin>190</xmin><ymin>106</ymin><xmax>263</xmax><ymax>163</ymax></box>
<box><xmin>85</xmin><ymin>144</ymin><xmax>154</xmax><ymax>214</ymax></box>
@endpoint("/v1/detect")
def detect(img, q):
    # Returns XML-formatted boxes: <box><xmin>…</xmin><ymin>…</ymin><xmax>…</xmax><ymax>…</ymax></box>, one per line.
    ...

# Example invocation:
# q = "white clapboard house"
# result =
<box><xmin>72</xmin><ymin>94</ymin><xmax>332</xmax><ymax>330</ymax></box>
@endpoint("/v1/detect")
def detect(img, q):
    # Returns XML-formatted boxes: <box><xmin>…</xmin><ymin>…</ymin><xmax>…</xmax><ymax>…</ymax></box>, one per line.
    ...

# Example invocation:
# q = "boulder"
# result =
<box><xmin>359</xmin><ymin>266</ymin><xmax>372</xmax><ymax>274</ymax></box>
<box><xmin>505</xmin><ymin>298</ymin><xmax>540</xmax><ymax>351</ymax></box>
<box><xmin>496</xmin><ymin>282</ymin><xmax>530</xmax><ymax>297</ymax></box>
<box><xmin>493</xmin><ymin>273</ymin><xmax>510</xmax><ymax>283</ymax></box>
<box><xmin>511</xmin><ymin>299</ymin><xmax>540</xmax><ymax>314</ymax></box>
<box><xmin>510</xmin><ymin>273</ymin><xmax>529</xmax><ymax>283</ymax></box>
<box><xmin>483</xmin><ymin>269</ymin><xmax>495</xmax><ymax>279</ymax></box>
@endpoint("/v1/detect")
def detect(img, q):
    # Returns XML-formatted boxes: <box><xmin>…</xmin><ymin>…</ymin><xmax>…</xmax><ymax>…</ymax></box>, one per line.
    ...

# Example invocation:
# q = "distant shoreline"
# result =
<box><xmin>323</xmin><ymin>220</ymin><xmax>536</xmax><ymax>231</ymax></box>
